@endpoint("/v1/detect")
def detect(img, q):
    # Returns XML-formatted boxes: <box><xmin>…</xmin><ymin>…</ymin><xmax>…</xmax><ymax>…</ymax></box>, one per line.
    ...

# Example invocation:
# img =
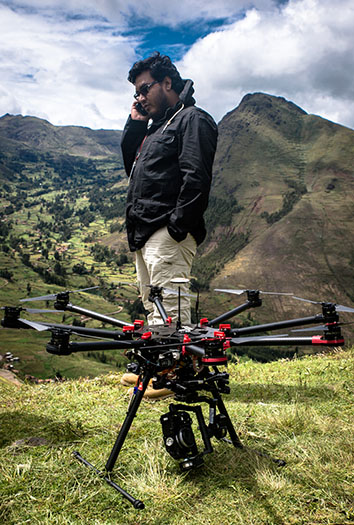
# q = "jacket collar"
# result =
<box><xmin>178</xmin><ymin>79</ymin><xmax>195</xmax><ymax>106</ymax></box>
<box><xmin>150</xmin><ymin>79</ymin><xmax>195</xmax><ymax>128</ymax></box>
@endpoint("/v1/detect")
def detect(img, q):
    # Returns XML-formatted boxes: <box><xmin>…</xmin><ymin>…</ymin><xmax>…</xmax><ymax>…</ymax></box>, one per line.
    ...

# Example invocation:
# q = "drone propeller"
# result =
<box><xmin>146</xmin><ymin>284</ymin><xmax>197</xmax><ymax>298</ymax></box>
<box><xmin>20</xmin><ymin>286</ymin><xmax>99</xmax><ymax>303</ymax></box>
<box><xmin>215</xmin><ymin>288</ymin><xmax>293</xmax><ymax>296</ymax></box>
<box><xmin>26</xmin><ymin>308</ymin><xmax>62</xmax><ymax>314</ymax></box>
<box><xmin>163</xmin><ymin>287</ymin><xmax>197</xmax><ymax>298</ymax></box>
<box><xmin>19</xmin><ymin>318</ymin><xmax>50</xmax><ymax>331</ymax></box>
<box><xmin>229</xmin><ymin>334</ymin><xmax>289</xmax><ymax>345</ymax></box>
<box><xmin>291</xmin><ymin>321</ymin><xmax>354</xmax><ymax>333</ymax></box>
<box><xmin>291</xmin><ymin>325</ymin><xmax>330</xmax><ymax>333</ymax></box>
<box><xmin>1</xmin><ymin>306</ymin><xmax>59</xmax><ymax>314</ymax></box>
<box><xmin>292</xmin><ymin>296</ymin><xmax>354</xmax><ymax>313</ymax></box>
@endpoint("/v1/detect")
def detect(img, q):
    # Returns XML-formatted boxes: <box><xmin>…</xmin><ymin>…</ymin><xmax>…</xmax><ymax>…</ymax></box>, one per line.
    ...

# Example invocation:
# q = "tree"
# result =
<box><xmin>54</xmin><ymin>261</ymin><xmax>66</xmax><ymax>276</ymax></box>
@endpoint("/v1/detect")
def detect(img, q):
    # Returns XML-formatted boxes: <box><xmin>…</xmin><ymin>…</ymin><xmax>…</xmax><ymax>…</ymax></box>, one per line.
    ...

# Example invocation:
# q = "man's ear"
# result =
<box><xmin>163</xmin><ymin>76</ymin><xmax>173</xmax><ymax>91</ymax></box>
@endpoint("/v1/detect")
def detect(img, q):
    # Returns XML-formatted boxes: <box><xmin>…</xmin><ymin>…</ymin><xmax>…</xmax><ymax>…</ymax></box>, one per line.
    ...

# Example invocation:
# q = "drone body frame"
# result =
<box><xmin>1</xmin><ymin>286</ymin><xmax>348</xmax><ymax>509</ymax></box>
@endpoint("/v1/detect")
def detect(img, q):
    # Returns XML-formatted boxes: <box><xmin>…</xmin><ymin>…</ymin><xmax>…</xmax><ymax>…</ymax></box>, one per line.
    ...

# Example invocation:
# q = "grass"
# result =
<box><xmin>0</xmin><ymin>306</ymin><xmax>135</xmax><ymax>381</ymax></box>
<box><xmin>0</xmin><ymin>172</ymin><xmax>139</xmax><ymax>379</ymax></box>
<box><xmin>1</xmin><ymin>347</ymin><xmax>353</xmax><ymax>524</ymax></box>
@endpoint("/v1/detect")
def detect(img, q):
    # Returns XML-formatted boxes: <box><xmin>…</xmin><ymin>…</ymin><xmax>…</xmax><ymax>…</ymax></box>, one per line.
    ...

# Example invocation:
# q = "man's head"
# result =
<box><xmin>128</xmin><ymin>52</ymin><xmax>184</xmax><ymax>119</ymax></box>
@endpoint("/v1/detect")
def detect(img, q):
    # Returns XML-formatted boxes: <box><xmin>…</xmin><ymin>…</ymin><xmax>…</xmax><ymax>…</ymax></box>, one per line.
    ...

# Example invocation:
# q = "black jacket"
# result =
<box><xmin>121</xmin><ymin>80</ymin><xmax>218</xmax><ymax>252</ymax></box>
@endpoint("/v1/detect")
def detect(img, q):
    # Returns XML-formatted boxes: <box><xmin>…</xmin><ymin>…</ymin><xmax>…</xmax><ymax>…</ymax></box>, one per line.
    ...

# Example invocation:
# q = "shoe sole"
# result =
<box><xmin>127</xmin><ymin>387</ymin><xmax>174</xmax><ymax>401</ymax></box>
<box><xmin>120</xmin><ymin>379</ymin><xmax>137</xmax><ymax>386</ymax></box>
<box><xmin>142</xmin><ymin>393</ymin><xmax>175</xmax><ymax>402</ymax></box>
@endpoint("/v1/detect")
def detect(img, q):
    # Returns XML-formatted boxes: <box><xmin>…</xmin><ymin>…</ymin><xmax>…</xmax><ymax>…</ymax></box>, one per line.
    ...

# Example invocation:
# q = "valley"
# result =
<box><xmin>1</xmin><ymin>93</ymin><xmax>353</xmax><ymax>378</ymax></box>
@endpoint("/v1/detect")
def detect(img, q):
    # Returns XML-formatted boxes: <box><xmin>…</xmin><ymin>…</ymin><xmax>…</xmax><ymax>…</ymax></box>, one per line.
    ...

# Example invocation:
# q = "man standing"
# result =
<box><xmin>121</xmin><ymin>52</ymin><xmax>218</xmax><ymax>326</ymax></box>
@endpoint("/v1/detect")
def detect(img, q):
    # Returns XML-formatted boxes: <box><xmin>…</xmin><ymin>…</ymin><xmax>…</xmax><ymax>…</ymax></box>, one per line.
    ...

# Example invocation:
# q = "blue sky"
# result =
<box><xmin>1</xmin><ymin>0</ymin><xmax>354</xmax><ymax>130</ymax></box>
<box><xmin>124</xmin><ymin>17</ymin><xmax>235</xmax><ymax>61</ymax></box>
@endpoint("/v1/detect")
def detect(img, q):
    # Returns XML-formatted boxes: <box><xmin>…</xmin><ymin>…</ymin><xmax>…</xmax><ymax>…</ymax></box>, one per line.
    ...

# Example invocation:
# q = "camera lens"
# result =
<box><xmin>177</xmin><ymin>427</ymin><xmax>195</xmax><ymax>449</ymax></box>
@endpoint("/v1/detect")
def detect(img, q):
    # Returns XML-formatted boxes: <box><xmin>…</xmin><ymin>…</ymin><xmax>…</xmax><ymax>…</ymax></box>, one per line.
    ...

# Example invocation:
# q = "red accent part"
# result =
<box><xmin>312</xmin><ymin>335</ymin><xmax>345</xmax><ymax>345</ymax></box>
<box><xmin>219</xmin><ymin>324</ymin><xmax>231</xmax><ymax>331</ymax></box>
<box><xmin>141</xmin><ymin>331</ymin><xmax>152</xmax><ymax>340</ymax></box>
<box><xmin>202</xmin><ymin>357</ymin><xmax>228</xmax><ymax>364</ymax></box>
<box><xmin>135</xmin><ymin>135</ymin><xmax>147</xmax><ymax>163</ymax></box>
<box><xmin>214</xmin><ymin>331</ymin><xmax>226</xmax><ymax>340</ymax></box>
<box><xmin>223</xmin><ymin>340</ymin><xmax>231</xmax><ymax>350</ymax></box>
<box><xmin>166</xmin><ymin>316</ymin><xmax>172</xmax><ymax>325</ymax></box>
<box><xmin>123</xmin><ymin>325</ymin><xmax>134</xmax><ymax>333</ymax></box>
<box><xmin>200</xmin><ymin>318</ymin><xmax>209</xmax><ymax>326</ymax></box>
<box><xmin>138</xmin><ymin>381</ymin><xmax>143</xmax><ymax>391</ymax></box>
<box><xmin>182</xmin><ymin>335</ymin><xmax>191</xmax><ymax>356</ymax></box>
<box><xmin>134</xmin><ymin>320</ymin><xmax>144</xmax><ymax>330</ymax></box>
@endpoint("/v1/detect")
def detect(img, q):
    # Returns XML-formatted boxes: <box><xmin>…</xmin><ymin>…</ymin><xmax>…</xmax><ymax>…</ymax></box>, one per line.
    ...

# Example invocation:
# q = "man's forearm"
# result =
<box><xmin>121</xmin><ymin>117</ymin><xmax>148</xmax><ymax>176</ymax></box>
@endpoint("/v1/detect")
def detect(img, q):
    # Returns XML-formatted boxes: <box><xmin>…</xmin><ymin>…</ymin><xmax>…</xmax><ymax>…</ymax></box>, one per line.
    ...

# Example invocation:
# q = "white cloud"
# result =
<box><xmin>8</xmin><ymin>0</ymin><xmax>278</xmax><ymax>26</ymax></box>
<box><xmin>178</xmin><ymin>0</ymin><xmax>354</xmax><ymax>128</ymax></box>
<box><xmin>0</xmin><ymin>0</ymin><xmax>353</xmax><ymax>130</ymax></box>
<box><xmin>105</xmin><ymin>0</ymin><xmax>278</xmax><ymax>26</ymax></box>
<box><xmin>0</xmin><ymin>2</ymin><xmax>139</xmax><ymax>128</ymax></box>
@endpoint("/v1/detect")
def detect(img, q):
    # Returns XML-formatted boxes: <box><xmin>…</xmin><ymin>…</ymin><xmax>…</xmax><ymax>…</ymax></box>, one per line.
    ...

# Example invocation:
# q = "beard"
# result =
<box><xmin>150</xmin><ymin>91</ymin><xmax>171</xmax><ymax>121</ymax></box>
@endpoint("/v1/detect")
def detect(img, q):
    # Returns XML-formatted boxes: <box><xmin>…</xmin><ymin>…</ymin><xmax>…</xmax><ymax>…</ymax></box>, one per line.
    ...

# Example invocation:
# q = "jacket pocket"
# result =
<box><xmin>133</xmin><ymin>198</ymin><xmax>172</xmax><ymax>224</ymax></box>
<box><xmin>142</xmin><ymin>132</ymin><xmax>176</xmax><ymax>165</ymax></box>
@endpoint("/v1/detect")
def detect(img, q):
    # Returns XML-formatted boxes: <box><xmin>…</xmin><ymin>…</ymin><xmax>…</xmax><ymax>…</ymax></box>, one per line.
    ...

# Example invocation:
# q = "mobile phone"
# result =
<box><xmin>135</xmin><ymin>102</ymin><xmax>148</xmax><ymax>116</ymax></box>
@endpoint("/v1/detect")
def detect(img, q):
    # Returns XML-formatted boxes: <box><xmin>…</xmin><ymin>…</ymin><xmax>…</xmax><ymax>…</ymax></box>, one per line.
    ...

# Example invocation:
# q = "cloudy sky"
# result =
<box><xmin>1</xmin><ymin>0</ymin><xmax>354</xmax><ymax>130</ymax></box>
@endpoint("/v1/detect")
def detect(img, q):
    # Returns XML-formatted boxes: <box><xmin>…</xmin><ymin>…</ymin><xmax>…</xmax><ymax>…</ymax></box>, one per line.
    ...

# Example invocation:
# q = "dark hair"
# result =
<box><xmin>128</xmin><ymin>52</ymin><xmax>184</xmax><ymax>94</ymax></box>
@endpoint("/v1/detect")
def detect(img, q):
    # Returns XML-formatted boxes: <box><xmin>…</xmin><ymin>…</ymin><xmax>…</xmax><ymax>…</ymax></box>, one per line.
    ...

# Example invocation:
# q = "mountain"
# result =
<box><xmin>1</xmin><ymin>93</ymin><xmax>354</xmax><ymax>377</ymax></box>
<box><xmin>0</xmin><ymin>113</ymin><xmax>122</xmax><ymax>158</ymax></box>
<box><xmin>195</xmin><ymin>93</ymin><xmax>354</xmax><ymax>327</ymax></box>
<box><xmin>0</xmin><ymin>112</ymin><xmax>133</xmax><ymax>379</ymax></box>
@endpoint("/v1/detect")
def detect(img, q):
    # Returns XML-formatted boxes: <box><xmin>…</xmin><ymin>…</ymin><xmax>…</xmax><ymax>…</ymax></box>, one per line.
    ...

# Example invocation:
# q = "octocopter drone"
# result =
<box><xmin>1</xmin><ymin>281</ymin><xmax>352</xmax><ymax>509</ymax></box>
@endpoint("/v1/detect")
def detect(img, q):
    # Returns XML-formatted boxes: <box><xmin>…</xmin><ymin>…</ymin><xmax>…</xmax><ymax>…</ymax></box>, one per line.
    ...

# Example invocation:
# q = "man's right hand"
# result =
<box><xmin>131</xmin><ymin>102</ymin><xmax>149</xmax><ymax>121</ymax></box>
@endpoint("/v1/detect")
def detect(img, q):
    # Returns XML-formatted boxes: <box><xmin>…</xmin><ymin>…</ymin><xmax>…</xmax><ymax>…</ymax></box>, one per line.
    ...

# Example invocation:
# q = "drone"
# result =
<box><xmin>1</xmin><ymin>281</ymin><xmax>351</xmax><ymax>510</ymax></box>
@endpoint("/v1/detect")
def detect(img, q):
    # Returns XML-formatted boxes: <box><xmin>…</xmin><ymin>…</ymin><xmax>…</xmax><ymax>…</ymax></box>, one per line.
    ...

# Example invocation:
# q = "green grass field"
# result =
<box><xmin>0</xmin><ymin>167</ymin><xmax>142</xmax><ymax>380</ymax></box>
<box><xmin>1</xmin><ymin>347</ymin><xmax>353</xmax><ymax>524</ymax></box>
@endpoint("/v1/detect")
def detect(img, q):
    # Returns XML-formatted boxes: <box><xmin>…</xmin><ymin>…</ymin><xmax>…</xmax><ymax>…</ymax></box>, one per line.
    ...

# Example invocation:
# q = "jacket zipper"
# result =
<box><xmin>161</xmin><ymin>104</ymin><xmax>185</xmax><ymax>133</ymax></box>
<box><xmin>129</xmin><ymin>103</ymin><xmax>185</xmax><ymax>182</ymax></box>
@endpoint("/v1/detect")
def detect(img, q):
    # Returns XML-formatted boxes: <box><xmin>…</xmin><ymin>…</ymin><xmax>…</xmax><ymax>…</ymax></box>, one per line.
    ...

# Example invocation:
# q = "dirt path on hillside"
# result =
<box><xmin>0</xmin><ymin>369</ymin><xmax>22</xmax><ymax>387</ymax></box>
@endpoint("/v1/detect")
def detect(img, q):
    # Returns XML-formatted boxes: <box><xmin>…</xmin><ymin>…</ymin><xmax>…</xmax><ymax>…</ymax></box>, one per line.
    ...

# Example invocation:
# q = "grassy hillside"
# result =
<box><xmin>0</xmin><ymin>114</ymin><xmax>122</xmax><ymax>157</ymax></box>
<box><xmin>0</xmin><ymin>219</ymin><xmax>139</xmax><ymax>380</ymax></box>
<box><xmin>1</xmin><ymin>347</ymin><xmax>353</xmax><ymax>524</ymax></box>
<box><xmin>1</xmin><ymin>99</ymin><xmax>354</xmax><ymax>378</ymax></box>
<box><xmin>0</xmin><ymin>113</ymin><xmax>140</xmax><ymax>378</ymax></box>
<box><xmin>196</xmin><ymin>93</ymin><xmax>354</xmax><ymax>333</ymax></box>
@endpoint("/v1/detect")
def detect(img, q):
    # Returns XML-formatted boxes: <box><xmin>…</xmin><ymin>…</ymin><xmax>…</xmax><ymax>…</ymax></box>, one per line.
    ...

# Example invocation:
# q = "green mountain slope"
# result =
<box><xmin>196</xmin><ymin>93</ymin><xmax>354</xmax><ymax>330</ymax></box>
<box><xmin>0</xmin><ymin>113</ymin><xmax>122</xmax><ymax>157</ymax></box>
<box><xmin>0</xmin><ymin>113</ymin><xmax>136</xmax><ymax>379</ymax></box>
<box><xmin>1</xmin><ymin>94</ymin><xmax>354</xmax><ymax>378</ymax></box>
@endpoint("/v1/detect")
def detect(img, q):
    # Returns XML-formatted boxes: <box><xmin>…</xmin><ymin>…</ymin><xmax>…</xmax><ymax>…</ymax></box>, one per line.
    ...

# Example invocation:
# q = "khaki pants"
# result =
<box><xmin>135</xmin><ymin>226</ymin><xmax>197</xmax><ymax>325</ymax></box>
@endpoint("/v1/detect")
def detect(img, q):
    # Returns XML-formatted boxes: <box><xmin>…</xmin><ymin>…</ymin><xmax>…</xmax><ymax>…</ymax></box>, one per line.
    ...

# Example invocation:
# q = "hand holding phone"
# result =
<box><xmin>132</xmin><ymin>101</ymin><xmax>149</xmax><ymax>121</ymax></box>
<box><xmin>135</xmin><ymin>102</ymin><xmax>148</xmax><ymax>116</ymax></box>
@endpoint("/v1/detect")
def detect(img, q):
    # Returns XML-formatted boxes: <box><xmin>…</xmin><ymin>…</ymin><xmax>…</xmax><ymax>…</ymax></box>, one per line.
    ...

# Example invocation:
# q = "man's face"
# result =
<box><xmin>134</xmin><ymin>71</ymin><xmax>170</xmax><ymax>120</ymax></box>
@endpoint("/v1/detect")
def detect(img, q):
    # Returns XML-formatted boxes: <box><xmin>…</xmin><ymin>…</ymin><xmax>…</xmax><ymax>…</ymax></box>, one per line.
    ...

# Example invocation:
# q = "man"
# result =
<box><xmin>121</xmin><ymin>52</ymin><xmax>218</xmax><ymax>326</ymax></box>
<box><xmin>120</xmin><ymin>52</ymin><xmax>217</xmax><ymax>398</ymax></box>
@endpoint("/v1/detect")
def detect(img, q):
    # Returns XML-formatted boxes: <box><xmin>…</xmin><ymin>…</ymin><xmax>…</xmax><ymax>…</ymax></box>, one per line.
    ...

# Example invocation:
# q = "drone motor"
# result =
<box><xmin>46</xmin><ymin>330</ymin><xmax>71</xmax><ymax>355</ymax></box>
<box><xmin>1</xmin><ymin>306</ymin><xmax>21</xmax><ymax>328</ymax></box>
